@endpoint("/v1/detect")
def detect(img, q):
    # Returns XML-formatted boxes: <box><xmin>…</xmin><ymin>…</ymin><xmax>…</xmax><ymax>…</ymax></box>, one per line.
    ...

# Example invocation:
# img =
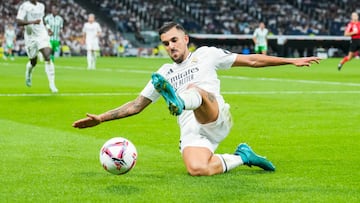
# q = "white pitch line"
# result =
<box><xmin>57</xmin><ymin>65</ymin><xmax>360</xmax><ymax>87</ymax></box>
<box><xmin>221</xmin><ymin>75</ymin><xmax>360</xmax><ymax>87</ymax></box>
<box><xmin>1</xmin><ymin>91</ymin><xmax>360</xmax><ymax>97</ymax></box>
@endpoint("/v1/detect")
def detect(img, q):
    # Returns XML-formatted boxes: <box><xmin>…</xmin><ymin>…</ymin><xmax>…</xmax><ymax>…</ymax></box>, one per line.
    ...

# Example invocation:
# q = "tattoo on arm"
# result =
<box><xmin>103</xmin><ymin>96</ymin><xmax>151</xmax><ymax>121</ymax></box>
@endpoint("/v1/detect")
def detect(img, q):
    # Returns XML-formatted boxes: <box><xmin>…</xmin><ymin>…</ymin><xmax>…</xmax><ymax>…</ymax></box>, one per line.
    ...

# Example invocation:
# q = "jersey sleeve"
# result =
<box><xmin>82</xmin><ymin>23</ymin><xmax>86</xmax><ymax>33</ymax></box>
<box><xmin>253</xmin><ymin>29</ymin><xmax>258</xmax><ymax>37</ymax></box>
<box><xmin>345</xmin><ymin>23</ymin><xmax>353</xmax><ymax>33</ymax></box>
<box><xmin>140</xmin><ymin>80</ymin><xmax>160</xmax><ymax>102</ymax></box>
<box><xmin>205</xmin><ymin>47</ymin><xmax>237</xmax><ymax>70</ymax></box>
<box><xmin>140</xmin><ymin>64</ymin><xmax>172</xmax><ymax>102</ymax></box>
<box><xmin>16</xmin><ymin>3</ymin><xmax>27</xmax><ymax>20</ymax></box>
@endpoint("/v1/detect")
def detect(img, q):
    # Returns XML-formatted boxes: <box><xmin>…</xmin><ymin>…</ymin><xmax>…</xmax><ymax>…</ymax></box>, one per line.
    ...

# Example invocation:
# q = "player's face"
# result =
<box><xmin>52</xmin><ymin>8</ymin><xmax>58</xmax><ymax>15</ymax></box>
<box><xmin>160</xmin><ymin>27</ymin><xmax>189</xmax><ymax>64</ymax></box>
<box><xmin>259</xmin><ymin>22</ymin><xmax>265</xmax><ymax>29</ymax></box>
<box><xmin>351</xmin><ymin>13</ymin><xmax>358</xmax><ymax>22</ymax></box>
<box><xmin>88</xmin><ymin>15</ymin><xmax>95</xmax><ymax>23</ymax></box>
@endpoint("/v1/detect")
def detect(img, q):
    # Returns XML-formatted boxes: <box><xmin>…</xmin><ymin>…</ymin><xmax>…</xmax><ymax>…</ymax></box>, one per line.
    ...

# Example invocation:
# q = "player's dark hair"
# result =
<box><xmin>158</xmin><ymin>22</ymin><xmax>186</xmax><ymax>36</ymax></box>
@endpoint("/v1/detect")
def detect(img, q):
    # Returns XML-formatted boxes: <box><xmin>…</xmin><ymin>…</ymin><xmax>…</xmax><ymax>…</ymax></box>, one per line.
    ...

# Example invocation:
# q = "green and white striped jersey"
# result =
<box><xmin>44</xmin><ymin>14</ymin><xmax>63</xmax><ymax>41</ymax></box>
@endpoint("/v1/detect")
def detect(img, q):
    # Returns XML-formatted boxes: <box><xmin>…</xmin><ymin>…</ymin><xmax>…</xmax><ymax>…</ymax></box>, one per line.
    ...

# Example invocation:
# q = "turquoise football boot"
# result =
<box><xmin>234</xmin><ymin>143</ymin><xmax>275</xmax><ymax>171</ymax></box>
<box><xmin>151</xmin><ymin>73</ymin><xmax>184</xmax><ymax>116</ymax></box>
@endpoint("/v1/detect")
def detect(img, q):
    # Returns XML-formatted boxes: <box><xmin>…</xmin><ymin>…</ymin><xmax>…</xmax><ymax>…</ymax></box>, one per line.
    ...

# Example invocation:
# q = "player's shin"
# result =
<box><xmin>340</xmin><ymin>56</ymin><xmax>349</xmax><ymax>64</ymax></box>
<box><xmin>92</xmin><ymin>51</ymin><xmax>97</xmax><ymax>69</ymax></box>
<box><xmin>216</xmin><ymin>154</ymin><xmax>244</xmax><ymax>173</ymax></box>
<box><xmin>87</xmin><ymin>50</ymin><xmax>92</xmax><ymax>69</ymax></box>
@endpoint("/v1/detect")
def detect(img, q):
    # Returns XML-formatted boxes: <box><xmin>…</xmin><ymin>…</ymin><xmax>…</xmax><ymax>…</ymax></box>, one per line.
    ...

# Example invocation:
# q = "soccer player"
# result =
<box><xmin>73</xmin><ymin>22</ymin><xmax>320</xmax><ymax>176</ymax></box>
<box><xmin>16</xmin><ymin>0</ymin><xmax>58</xmax><ymax>93</ymax></box>
<box><xmin>253</xmin><ymin>22</ymin><xmax>268</xmax><ymax>55</ymax></box>
<box><xmin>4</xmin><ymin>23</ymin><xmax>16</xmax><ymax>61</ymax></box>
<box><xmin>82</xmin><ymin>14</ymin><xmax>101</xmax><ymax>70</ymax></box>
<box><xmin>44</xmin><ymin>6</ymin><xmax>64</xmax><ymax>62</ymax></box>
<box><xmin>338</xmin><ymin>12</ymin><xmax>360</xmax><ymax>71</ymax></box>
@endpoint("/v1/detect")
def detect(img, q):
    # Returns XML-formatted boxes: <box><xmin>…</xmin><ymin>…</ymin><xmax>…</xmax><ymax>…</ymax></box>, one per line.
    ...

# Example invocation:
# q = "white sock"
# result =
<box><xmin>179</xmin><ymin>88</ymin><xmax>202</xmax><ymax>110</ymax></box>
<box><xmin>87</xmin><ymin>51</ymin><xmax>92</xmax><ymax>69</ymax></box>
<box><xmin>45</xmin><ymin>61</ymin><xmax>56</xmax><ymax>88</ymax></box>
<box><xmin>216</xmin><ymin>154</ymin><xmax>244</xmax><ymax>173</ymax></box>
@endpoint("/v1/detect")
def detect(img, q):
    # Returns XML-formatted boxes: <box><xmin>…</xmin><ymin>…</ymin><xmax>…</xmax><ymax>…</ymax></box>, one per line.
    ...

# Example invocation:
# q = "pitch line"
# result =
<box><xmin>1</xmin><ymin>91</ymin><xmax>359</xmax><ymax>97</ymax></box>
<box><xmin>57</xmin><ymin>66</ymin><xmax>360</xmax><ymax>87</ymax></box>
<box><xmin>221</xmin><ymin>75</ymin><xmax>360</xmax><ymax>87</ymax></box>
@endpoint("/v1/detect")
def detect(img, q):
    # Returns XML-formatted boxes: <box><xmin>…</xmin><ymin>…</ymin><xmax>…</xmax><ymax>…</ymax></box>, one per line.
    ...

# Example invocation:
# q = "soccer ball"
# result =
<box><xmin>99</xmin><ymin>137</ymin><xmax>137</xmax><ymax>175</ymax></box>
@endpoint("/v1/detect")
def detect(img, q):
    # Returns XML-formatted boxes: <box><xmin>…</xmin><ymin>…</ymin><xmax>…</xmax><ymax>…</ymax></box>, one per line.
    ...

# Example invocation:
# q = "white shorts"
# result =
<box><xmin>25</xmin><ymin>34</ymin><xmax>50</xmax><ymax>59</ymax></box>
<box><xmin>179</xmin><ymin>103</ymin><xmax>233</xmax><ymax>153</ymax></box>
<box><xmin>86</xmin><ymin>41</ymin><xmax>100</xmax><ymax>51</ymax></box>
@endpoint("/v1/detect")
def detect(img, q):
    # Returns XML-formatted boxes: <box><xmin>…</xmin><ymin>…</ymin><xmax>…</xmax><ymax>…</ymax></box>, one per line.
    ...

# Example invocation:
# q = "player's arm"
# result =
<box><xmin>344</xmin><ymin>23</ymin><xmax>358</xmax><ymax>36</ymax></box>
<box><xmin>252</xmin><ymin>30</ymin><xmax>257</xmax><ymax>44</ymax></box>
<box><xmin>16</xmin><ymin>18</ymin><xmax>41</xmax><ymax>26</ymax></box>
<box><xmin>344</xmin><ymin>29</ymin><xmax>358</xmax><ymax>36</ymax></box>
<box><xmin>43</xmin><ymin>16</ymin><xmax>53</xmax><ymax>36</ymax></box>
<box><xmin>232</xmin><ymin>54</ymin><xmax>321</xmax><ymax>68</ymax></box>
<box><xmin>82</xmin><ymin>31</ymin><xmax>86</xmax><ymax>44</ymax></box>
<box><xmin>72</xmin><ymin>95</ymin><xmax>152</xmax><ymax>129</ymax></box>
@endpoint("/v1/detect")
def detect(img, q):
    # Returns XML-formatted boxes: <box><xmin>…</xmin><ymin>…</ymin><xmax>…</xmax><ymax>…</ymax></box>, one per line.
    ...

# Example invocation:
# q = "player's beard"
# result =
<box><xmin>170</xmin><ymin>49</ymin><xmax>184</xmax><ymax>64</ymax></box>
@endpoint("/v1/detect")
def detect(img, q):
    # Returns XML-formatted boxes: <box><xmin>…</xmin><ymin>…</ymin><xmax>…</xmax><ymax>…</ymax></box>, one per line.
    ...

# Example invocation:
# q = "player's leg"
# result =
<box><xmin>338</xmin><ymin>51</ymin><xmax>354</xmax><ymax>71</ymax></box>
<box><xmin>40</xmin><ymin>47</ymin><xmax>58</xmax><ymax>93</ymax></box>
<box><xmin>261</xmin><ymin>45</ymin><xmax>267</xmax><ymax>55</ymax></box>
<box><xmin>25</xmin><ymin>57</ymin><xmax>37</xmax><ymax>87</ymax></box>
<box><xmin>9</xmin><ymin>47</ymin><xmax>14</xmax><ymax>60</ymax></box>
<box><xmin>91</xmin><ymin>50</ymin><xmax>97</xmax><ymax>69</ymax></box>
<box><xmin>182</xmin><ymin>147</ymin><xmax>223</xmax><ymax>176</ymax></box>
<box><xmin>338</xmin><ymin>40</ymin><xmax>358</xmax><ymax>70</ymax></box>
<box><xmin>25</xmin><ymin>40</ymin><xmax>39</xmax><ymax>87</ymax></box>
<box><xmin>91</xmin><ymin>42</ymin><xmax>100</xmax><ymax>69</ymax></box>
<box><xmin>151</xmin><ymin>73</ymin><xmax>218</xmax><ymax>123</ymax></box>
<box><xmin>87</xmin><ymin>50</ymin><xmax>92</xmax><ymax>69</ymax></box>
<box><xmin>49</xmin><ymin>40</ymin><xmax>55</xmax><ymax>62</ymax></box>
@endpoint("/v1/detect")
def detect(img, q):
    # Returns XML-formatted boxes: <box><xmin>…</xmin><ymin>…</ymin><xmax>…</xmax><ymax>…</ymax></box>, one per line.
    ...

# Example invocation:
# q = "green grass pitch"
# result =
<box><xmin>0</xmin><ymin>56</ymin><xmax>359</xmax><ymax>202</ymax></box>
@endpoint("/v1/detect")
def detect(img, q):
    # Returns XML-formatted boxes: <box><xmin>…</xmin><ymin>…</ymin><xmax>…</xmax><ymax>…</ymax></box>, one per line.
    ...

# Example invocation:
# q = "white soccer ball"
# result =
<box><xmin>99</xmin><ymin>137</ymin><xmax>137</xmax><ymax>175</ymax></box>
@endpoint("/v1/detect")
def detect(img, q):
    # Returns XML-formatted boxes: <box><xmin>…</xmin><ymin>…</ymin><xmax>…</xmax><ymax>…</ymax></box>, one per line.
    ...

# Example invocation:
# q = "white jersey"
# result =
<box><xmin>253</xmin><ymin>28</ymin><xmax>268</xmax><ymax>46</ymax></box>
<box><xmin>16</xmin><ymin>1</ymin><xmax>48</xmax><ymax>38</ymax></box>
<box><xmin>82</xmin><ymin>22</ymin><xmax>101</xmax><ymax>45</ymax></box>
<box><xmin>5</xmin><ymin>28</ymin><xmax>16</xmax><ymax>45</ymax></box>
<box><xmin>141</xmin><ymin>46</ymin><xmax>237</xmax><ymax>125</ymax></box>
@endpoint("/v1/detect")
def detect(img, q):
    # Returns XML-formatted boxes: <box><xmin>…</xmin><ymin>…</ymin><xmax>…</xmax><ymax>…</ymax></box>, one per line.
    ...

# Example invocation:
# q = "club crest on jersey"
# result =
<box><xmin>191</xmin><ymin>57</ymin><xmax>198</xmax><ymax>64</ymax></box>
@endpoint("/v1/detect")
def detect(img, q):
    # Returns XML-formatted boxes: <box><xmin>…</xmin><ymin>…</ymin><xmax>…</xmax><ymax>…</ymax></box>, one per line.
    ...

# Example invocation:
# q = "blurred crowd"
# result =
<box><xmin>1</xmin><ymin>0</ymin><xmax>359</xmax><ymax>57</ymax></box>
<box><xmin>88</xmin><ymin>0</ymin><xmax>360</xmax><ymax>36</ymax></box>
<box><xmin>0</xmin><ymin>0</ymin><xmax>130</xmax><ymax>57</ymax></box>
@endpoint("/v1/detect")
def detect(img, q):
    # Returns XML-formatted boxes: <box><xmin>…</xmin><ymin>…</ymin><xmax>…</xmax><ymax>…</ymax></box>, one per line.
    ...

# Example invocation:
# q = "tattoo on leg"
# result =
<box><xmin>207</xmin><ymin>92</ymin><xmax>216</xmax><ymax>103</ymax></box>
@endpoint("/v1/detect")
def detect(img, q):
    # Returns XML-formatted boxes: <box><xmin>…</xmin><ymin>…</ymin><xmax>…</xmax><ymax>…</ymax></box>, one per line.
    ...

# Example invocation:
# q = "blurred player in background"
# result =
<box><xmin>338</xmin><ymin>12</ymin><xmax>360</xmax><ymax>71</ymax></box>
<box><xmin>16</xmin><ymin>0</ymin><xmax>58</xmax><ymax>93</ymax></box>
<box><xmin>82</xmin><ymin>13</ymin><xmax>101</xmax><ymax>70</ymax></box>
<box><xmin>73</xmin><ymin>22</ymin><xmax>321</xmax><ymax>176</ymax></box>
<box><xmin>253</xmin><ymin>22</ymin><xmax>268</xmax><ymax>55</ymax></box>
<box><xmin>44</xmin><ymin>6</ymin><xmax>63</xmax><ymax>62</ymax></box>
<box><xmin>3</xmin><ymin>23</ymin><xmax>16</xmax><ymax>61</ymax></box>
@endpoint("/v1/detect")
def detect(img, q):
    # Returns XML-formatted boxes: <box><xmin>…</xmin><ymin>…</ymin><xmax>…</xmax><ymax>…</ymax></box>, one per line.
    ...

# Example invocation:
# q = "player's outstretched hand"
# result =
<box><xmin>293</xmin><ymin>56</ymin><xmax>321</xmax><ymax>67</ymax></box>
<box><xmin>72</xmin><ymin>113</ymin><xmax>102</xmax><ymax>129</ymax></box>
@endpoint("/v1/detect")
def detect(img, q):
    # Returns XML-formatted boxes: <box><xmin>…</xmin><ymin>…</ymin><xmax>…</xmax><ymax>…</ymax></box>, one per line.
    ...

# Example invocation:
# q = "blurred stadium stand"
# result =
<box><xmin>1</xmin><ymin>0</ymin><xmax>359</xmax><ymax>57</ymax></box>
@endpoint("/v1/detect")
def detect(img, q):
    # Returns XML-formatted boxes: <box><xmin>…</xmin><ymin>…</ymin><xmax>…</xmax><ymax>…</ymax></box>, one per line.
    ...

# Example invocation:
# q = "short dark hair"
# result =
<box><xmin>158</xmin><ymin>21</ymin><xmax>186</xmax><ymax>36</ymax></box>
